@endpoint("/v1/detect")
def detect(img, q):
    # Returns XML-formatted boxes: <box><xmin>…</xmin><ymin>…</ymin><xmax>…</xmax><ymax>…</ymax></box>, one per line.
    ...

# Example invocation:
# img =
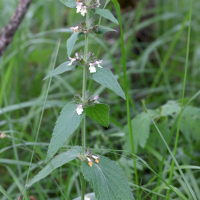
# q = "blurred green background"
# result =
<box><xmin>0</xmin><ymin>0</ymin><xmax>200</xmax><ymax>199</ymax></box>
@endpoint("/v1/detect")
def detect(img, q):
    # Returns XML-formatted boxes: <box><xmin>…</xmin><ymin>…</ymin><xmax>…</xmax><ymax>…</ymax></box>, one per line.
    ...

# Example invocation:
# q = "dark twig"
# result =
<box><xmin>0</xmin><ymin>0</ymin><xmax>32</xmax><ymax>57</ymax></box>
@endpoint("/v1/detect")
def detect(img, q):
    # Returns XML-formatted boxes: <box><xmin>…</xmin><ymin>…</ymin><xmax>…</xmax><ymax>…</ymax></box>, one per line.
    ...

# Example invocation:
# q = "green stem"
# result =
<box><xmin>81</xmin><ymin>3</ymin><xmax>90</xmax><ymax>200</ymax></box>
<box><xmin>166</xmin><ymin>0</ymin><xmax>193</xmax><ymax>199</ymax></box>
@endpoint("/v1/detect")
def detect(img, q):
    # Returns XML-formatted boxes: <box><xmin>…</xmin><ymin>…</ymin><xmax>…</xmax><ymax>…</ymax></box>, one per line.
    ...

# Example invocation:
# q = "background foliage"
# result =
<box><xmin>0</xmin><ymin>0</ymin><xmax>200</xmax><ymax>199</ymax></box>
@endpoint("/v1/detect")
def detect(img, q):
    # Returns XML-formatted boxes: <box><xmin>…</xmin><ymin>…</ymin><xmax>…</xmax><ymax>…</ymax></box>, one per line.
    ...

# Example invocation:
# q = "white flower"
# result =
<box><xmin>81</xmin><ymin>6</ymin><xmax>87</xmax><ymax>16</ymax></box>
<box><xmin>96</xmin><ymin>60</ymin><xmax>103</xmax><ymax>68</ymax></box>
<box><xmin>76</xmin><ymin>105</ymin><xmax>83</xmax><ymax>115</ymax></box>
<box><xmin>92</xmin><ymin>155</ymin><xmax>100</xmax><ymax>159</ymax></box>
<box><xmin>70</xmin><ymin>26</ymin><xmax>79</xmax><ymax>33</ymax></box>
<box><xmin>96</xmin><ymin>0</ymin><xmax>101</xmax><ymax>7</ymax></box>
<box><xmin>0</xmin><ymin>133</ymin><xmax>6</xmax><ymax>139</ymax></box>
<box><xmin>89</xmin><ymin>63</ymin><xmax>96</xmax><ymax>73</ymax></box>
<box><xmin>76</xmin><ymin>2</ymin><xmax>82</xmax><ymax>13</ymax></box>
<box><xmin>68</xmin><ymin>58</ymin><xmax>76</xmax><ymax>66</ymax></box>
<box><xmin>84</xmin><ymin>196</ymin><xmax>91</xmax><ymax>200</ymax></box>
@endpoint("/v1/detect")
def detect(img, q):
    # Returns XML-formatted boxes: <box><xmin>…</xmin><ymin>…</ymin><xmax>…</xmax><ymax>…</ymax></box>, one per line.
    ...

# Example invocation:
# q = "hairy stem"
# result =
<box><xmin>81</xmin><ymin>3</ymin><xmax>90</xmax><ymax>200</ymax></box>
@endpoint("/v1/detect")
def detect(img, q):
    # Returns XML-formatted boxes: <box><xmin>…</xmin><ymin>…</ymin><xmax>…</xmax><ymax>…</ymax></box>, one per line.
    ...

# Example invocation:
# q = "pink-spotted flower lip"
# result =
<box><xmin>76</xmin><ymin>2</ymin><xmax>82</xmax><ymax>5</ymax></box>
<box><xmin>77</xmin><ymin>105</ymin><xmax>82</xmax><ymax>108</ymax></box>
<box><xmin>92</xmin><ymin>155</ymin><xmax>100</xmax><ymax>159</ymax></box>
<box><xmin>86</xmin><ymin>157</ymin><xmax>93</xmax><ymax>162</ymax></box>
<box><xmin>90</xmin><ymin>95</ymin><xmax>99</xmax><ymax>101</ymax></box>
<box><xmin>75</xmin><ymin>53</ymin><xmax>79</xmax><ymax>57</ymax></box>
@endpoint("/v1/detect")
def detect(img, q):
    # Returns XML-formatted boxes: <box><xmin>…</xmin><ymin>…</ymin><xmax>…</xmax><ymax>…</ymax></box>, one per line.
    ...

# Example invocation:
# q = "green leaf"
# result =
<box><xmin>43</xmin><ymin>61</ymin><xmax>76</xmax><ymax>80</ymax></box>
<box><xmin>86</xmin><ymin>104</ymin><xmax>110</xmax><ymax>127</ymax></box>
<box><xmin>97</xmin><ymin>25</ymin><xmax>116</xmax><ymax>34</ymax></box>
<box><xmin>123</xmin><ymin>112</ymin><xmax>151</xmax><ymax>153</ymax></box>
<box><xmin>160</xmin><ymin>100</ymin><xmax>181</xmax><ymax>117</ymax></box>
<box><xmin>67</xmin><ymin>32</ymin><xmax>83</xmax><ymax>57</ymax></box>
<box><xmin>95</xmin><ymin>8</ymin><xmax>119</xmax><ymax>25</ymax></box>
<box><xmin>73</xmin><ymin>193</ymin><xmax>97</xmax><ymax>200</ymax></box>
<box><xmin>81</xmin><ymin>156</ymin><xmax>135</xmax><ymax>200</ymax></box>
<box><xmin>27</xmin><ymin>146</ymin><xmax>81</xmax><ymax>187</ymax></box>
<box><xmin>59</xmin><ymin>0</ymin><xmax>76</xmax><ymax>8</ymax></box>
<box><xmin>180</xmin><ymin>106</ymin><xmax>200</xmax><ymax>140</ymax></box>
<box><xmin>46</xmin><ymin>102</ymin><xmax>84</xmax><ymax>162</ymax></box>
<box><xmin>91</xmin><ymin>68</ymin><xmax>126</xmax><ymax>99</ymax></box>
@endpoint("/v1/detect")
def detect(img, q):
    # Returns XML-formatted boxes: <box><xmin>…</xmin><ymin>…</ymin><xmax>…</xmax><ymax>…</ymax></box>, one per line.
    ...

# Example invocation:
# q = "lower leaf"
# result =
<box><xmin>81</xmin><ymin>156</ymin><xmax>135</xmax><ymax>200</ymax></box>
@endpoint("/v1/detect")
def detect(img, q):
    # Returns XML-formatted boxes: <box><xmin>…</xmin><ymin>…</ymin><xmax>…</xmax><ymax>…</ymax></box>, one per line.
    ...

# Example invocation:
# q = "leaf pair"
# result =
<box><xmin>44</xmin><ymin>64</ymin><xmax>125</xmax><ymax>100</ymax></box>
<box><xmin>46</xmin><ymin>102</ymin><xmax>110</xmax><ymax>162</ymax></box>
<box><xmin>28</xmin><ymin>151</ymin><xmax>135</xmax><ymax>200</ymax></box>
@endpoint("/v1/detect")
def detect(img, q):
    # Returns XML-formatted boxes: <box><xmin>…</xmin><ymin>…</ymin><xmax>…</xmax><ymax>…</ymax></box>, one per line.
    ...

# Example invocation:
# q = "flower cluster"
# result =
<box><xmin>76</xmin><ymin>1</ymin><xmax>87</xmax><ymax>16</ymax></box>
<box><xmin>70</xmin><ymin>22</ymin><xmax>99</xmax><ymax>34</ymax></box>
<box><xmin>76</xmin><ymin>0</ymin><xmax>101</xmax><ymax>16</ymax></box>
<box><xmin>85</xmin><ymin>148</ymin><xmax>100</xmax><ymax>167</ymax></box>
<box><xmin>75</xmin><ymin>94</ymin><xmax>100</xmax><ymax>115</ymax></box>
<box><xmin>68</xmin><ymin>52</ymin><xmax>103</xmax><ymax>73</ymax></box>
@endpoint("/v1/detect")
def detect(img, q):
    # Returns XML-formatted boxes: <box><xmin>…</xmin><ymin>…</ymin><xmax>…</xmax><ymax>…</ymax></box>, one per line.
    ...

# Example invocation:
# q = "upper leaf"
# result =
<box><xmin>59</xmin><ymin>0</ymin><xmax>76</xmax><ymax>8</ymax></box>
<box><xmin>43</xmin><ymin>61</ymin><xmax>76</xmax><ymax>80</ymax></box>
<box><xmin>46</xmin><ymin>102</ymin><xmax>84</xmax><ymax>162</ymax></box>
<box><xmin>97</xmin><ymin>25</ymin><xmax>117</xmax><ymax>35</ymax></box>
<box><xmin>86</xmin><ymin>103</ymin><xmax>110</xmax><ymax>127</ymax></box>
<box><xmin>27</xmin><ymin>146</ymin><xmax>81</xmax><ymax>187</ymax></box>
<box><xmin>95</xmin><ymin>8</ymin><xmax>119</xmax><ymax>25</ymax></box>
<box><xmin>91</xmin><ymin>68</ymin><xmax>126</xmax><ymax>99</ymax></box>
<box><xmin>67</xmin><ymin>32</ymin><xmax>83</xmax><ymax>57</ymax></box>
<box><xmin>81</xmin><ymin>156</ymin><xmax>135</xmax><ymax>200</ymax></box>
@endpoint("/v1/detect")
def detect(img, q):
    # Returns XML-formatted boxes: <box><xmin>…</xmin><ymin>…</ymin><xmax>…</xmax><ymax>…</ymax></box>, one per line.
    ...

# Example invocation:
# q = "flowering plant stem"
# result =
<box><xmin>81</xmin><ymin>2</ymin><xmax>90</xmax><ymax>199</ymax></box>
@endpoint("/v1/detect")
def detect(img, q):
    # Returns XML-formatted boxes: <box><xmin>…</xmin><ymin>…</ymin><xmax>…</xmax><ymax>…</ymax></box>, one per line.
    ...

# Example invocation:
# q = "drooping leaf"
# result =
<box><xmin>97</xmin><ymin>25</ymin><xmax>116</xmax><ymax>35</ymax></box>
<box><xmin>46</xmin><ymin>102</ymin><xmax>84</xmax><ymax>162</ymax></box>
<box><xmin>73</xmin><ymin>193</ymin><xmax>97</xmax><ymax>200</ymax></box>
<box><xmin>59</xmin><ymin>0</ymin><xmax>76</xmax><ymax>8</ymax></box>
<box><xmin>91</xmin><ymin>68</ymin><xmax>126</xmax><ymax>99</ymax></box>
<box><xmin>43</xmin><ymin>61</ymin><xmax>76</xmax><ymax>80</ymax></box>
<box><xmin>160</xmin><ymin>100</ymin><xmax>181</xmax><ymax>117</ymax></box>
<box><xmin>95</xmin><ymin>8</ymin><xmax>119</xmax><ymax>25</ymax></box>
<box><xmin>81</xmin><ymin>156</ymin><xmax>135</xmax><ymax>200</ymax></box>
<box><xmin>86</xmin><ymin>104</ymin><xmax>110</xmax><ymax>127</ymax></box>
<box><xmin>123</xmin><ymin>112</ymin><xmax>152</xmax><ymax>153</ymax></box>
<box><xmin>67</xmin><ymin>32</ymin><xmax>83</xmax><ymax>57</ymax></box>
<box><xmin>27</xmin><ymin>146</ymin><xmax>81</xmax><ymax>187</ymax></box>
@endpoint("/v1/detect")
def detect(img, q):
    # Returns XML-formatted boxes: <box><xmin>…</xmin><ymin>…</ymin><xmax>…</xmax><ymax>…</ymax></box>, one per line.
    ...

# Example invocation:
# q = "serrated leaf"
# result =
<box><xmin>86</xmin><ymin>104</ymin><xmax>110</xmax><ymax>127</ymax></box>
<box><xmin>123</xmin><ymin>112</ymin><xmax>152</xmax><ymax>153</ymax></box>
<box><xmin>59</xmin><ymin>0</ymin><xmax>76</xmax><ymax>8</ymax></box>
<box><xmin>95</xmin><ymin>8</ymin><xmax>119</xmax><ymax>25</ymax></box>
<box><xmin>160</xmin><ymin>100</ymin><xmax>181</xmax><ymax>117</ymax></box>
<box><xmin>27</xmin><ymin>146</ymin><xmax>81</xmax><ymax>187</ymax></box>
<box><xmin>46</xmin><ymin>102</ymin><xmax>84</xmax><ymax>162</ymax></box>
<box><xmin>91</xmin><ymin>68</ymin><xmax>126</xmax><ymax>99</ymax></box>
<box><xmin>81</xmin><ymin>156</ymin><xmax>135</xmax><ymax>200</ymax></box>
<box><xmin>43</xmin><ymin>61</ymin><xmax>76</xmax><ymax>80</ymax></box>
<box><xmin>73</xmin><ymin>193</ymin><xmax>97</xmax><ymax>200</ymax></box>
<box><xmin>97</xmin><ymin>25</ymin><xmax>116</xmax><ymax>34</ymax></box>
<box><xmin>67</xmin><ymin>32</ymin><xmax>83</xmax><ymax>57</ymax></box>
